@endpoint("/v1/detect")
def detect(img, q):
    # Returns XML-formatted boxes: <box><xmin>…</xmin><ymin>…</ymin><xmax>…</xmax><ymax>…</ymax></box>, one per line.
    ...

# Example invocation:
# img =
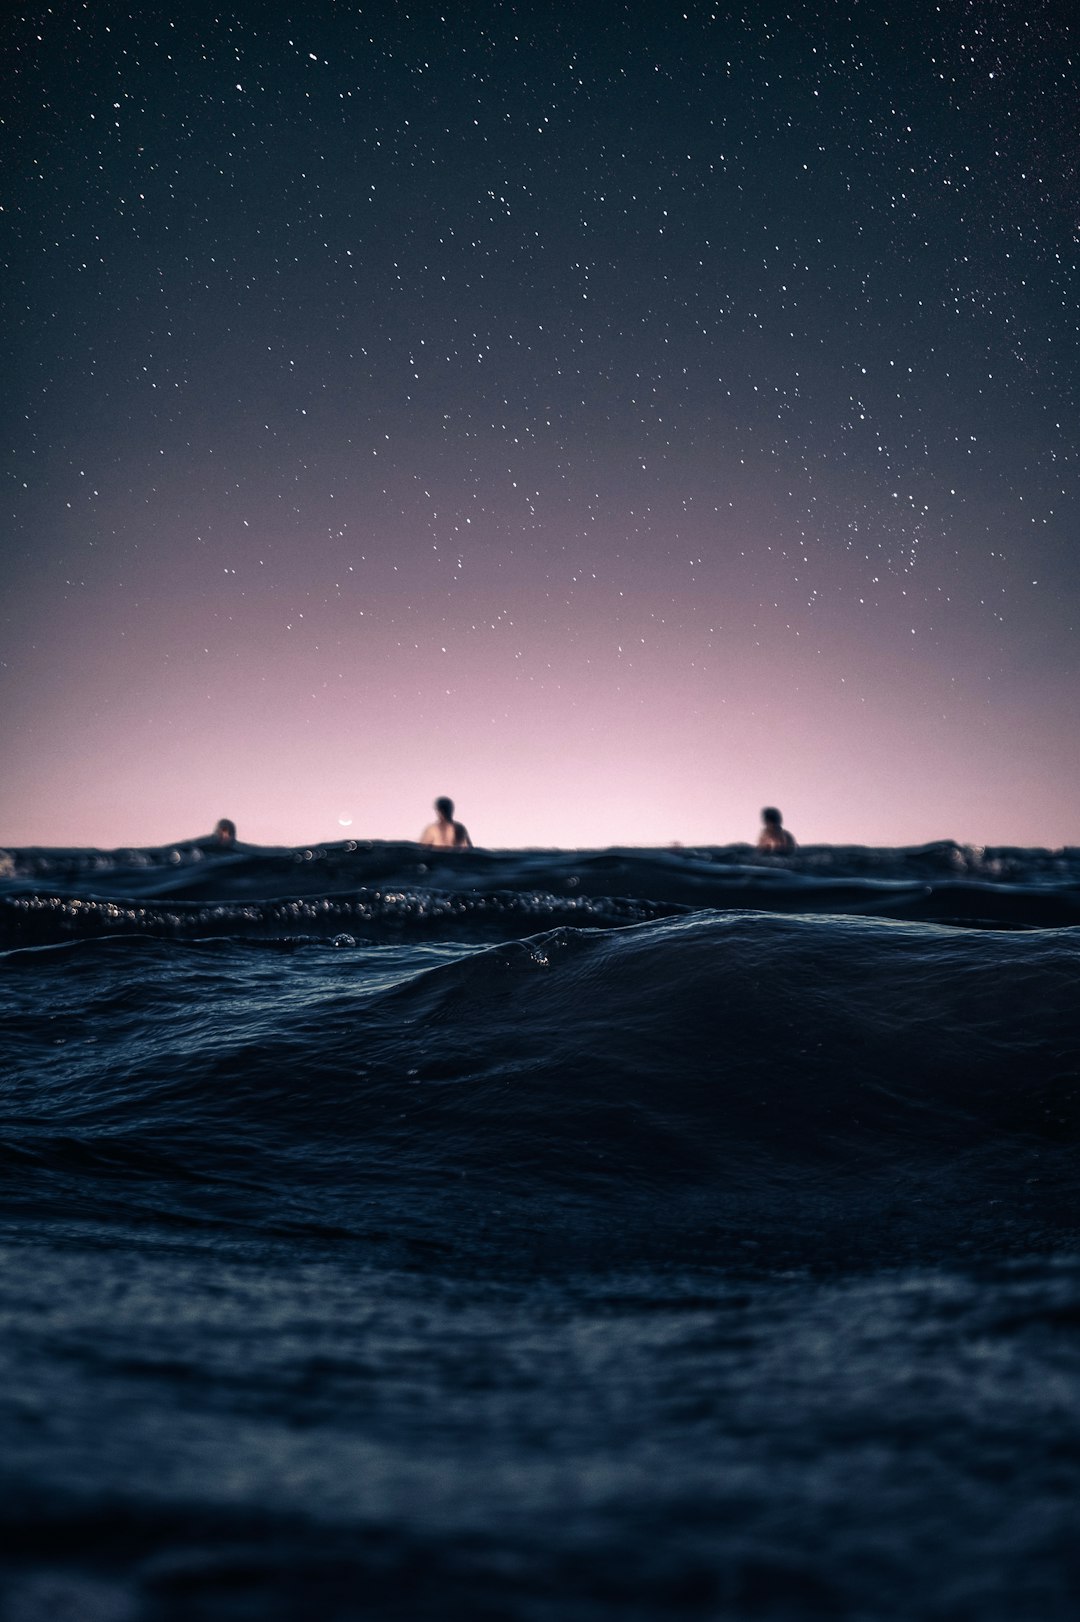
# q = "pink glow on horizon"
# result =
<box><xmin>4</xmin><ymin>559</ymin><xmax>1076</xmax><ymax>851</ymax></box>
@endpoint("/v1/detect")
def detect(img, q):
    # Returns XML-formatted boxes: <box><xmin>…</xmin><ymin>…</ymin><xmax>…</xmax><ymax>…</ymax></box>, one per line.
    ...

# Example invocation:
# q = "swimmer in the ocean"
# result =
<box><xmin>420</xmin><ymin>797</ymin><xmax>472</xmax><ymax>849</ymax></box>
<box><xmin>213</xmin><ymin>818</ymin><xmax>237</xmax><ymax>847</ymax></box>
<box><xmin>757</xmin><ymin>806</ymin><xmax>796</xmax><ymax>853</ymax></box>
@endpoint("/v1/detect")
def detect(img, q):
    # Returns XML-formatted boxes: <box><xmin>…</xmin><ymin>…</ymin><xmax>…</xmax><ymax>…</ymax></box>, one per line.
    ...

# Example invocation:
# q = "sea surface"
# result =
<box><xmin>1</xmin><ymin>837</ymin><xmax>1079</xmax><ymax>1620</ymax></box>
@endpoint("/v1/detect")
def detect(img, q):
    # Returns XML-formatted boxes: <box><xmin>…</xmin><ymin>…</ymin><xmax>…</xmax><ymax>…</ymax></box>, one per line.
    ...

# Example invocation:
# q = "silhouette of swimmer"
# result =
<box><xmin>420</xmin><ymin>797</ymin><xmax>472</xmax><ymax>849</ymax></box>
<box><xmin>213</xmin><ymin>818</ymin><xmax>237</xmax><ymax>848</ymax></box>
<box><xmin>757</xmin><ymin>806</ymin><xmax>796</xmax><ymax>853</ymax></box>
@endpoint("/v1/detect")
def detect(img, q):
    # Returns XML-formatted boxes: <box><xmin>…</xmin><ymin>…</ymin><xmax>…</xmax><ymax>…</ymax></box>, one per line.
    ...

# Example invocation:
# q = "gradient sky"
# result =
<box><xmin>4</xmin><ymin>0</ymin><xmax>1078</xmax><ymax>850</ymax></box>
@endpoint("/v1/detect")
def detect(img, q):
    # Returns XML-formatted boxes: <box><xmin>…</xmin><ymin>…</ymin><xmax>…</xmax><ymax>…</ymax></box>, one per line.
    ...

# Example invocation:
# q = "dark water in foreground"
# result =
<box><xmin>1</xmin><ymin>839</ymin><xmax>1078</xmax><ymax>1619</ymax></box>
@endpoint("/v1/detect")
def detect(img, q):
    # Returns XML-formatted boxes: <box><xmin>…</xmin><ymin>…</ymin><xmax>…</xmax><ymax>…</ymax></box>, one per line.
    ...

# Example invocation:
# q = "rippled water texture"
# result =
<box><xmin>1</xmin><ymin>840</ymin><xmax>1078</xmax><ymax>1618</ymax></box>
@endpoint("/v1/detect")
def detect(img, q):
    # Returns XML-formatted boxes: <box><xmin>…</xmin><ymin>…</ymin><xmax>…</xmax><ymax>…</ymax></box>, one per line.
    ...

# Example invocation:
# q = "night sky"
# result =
<box><xmin>4</xmin><ymin>1</ymin><xmax>1078</xmax><ymax>850</ymax></box>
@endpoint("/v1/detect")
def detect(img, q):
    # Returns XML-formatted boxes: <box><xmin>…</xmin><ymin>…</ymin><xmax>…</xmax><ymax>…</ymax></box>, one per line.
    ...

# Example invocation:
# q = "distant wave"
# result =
<box><xmin>2</xmin><ymin>838</ymin><xmax>1079</xmax><ymax>940</ymax></box>
<box><xmin>0</xmin><ymin>885</ymin><xmax>674</xmax><ymax>947</ymax></box>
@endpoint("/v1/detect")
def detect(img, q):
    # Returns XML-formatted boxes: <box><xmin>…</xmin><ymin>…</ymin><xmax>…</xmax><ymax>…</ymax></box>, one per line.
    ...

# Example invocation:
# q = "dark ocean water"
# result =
<box><xmin>1</xmin><ymin>838</ymin><xmax>1079</xmax><ymax>1620</ymax></box>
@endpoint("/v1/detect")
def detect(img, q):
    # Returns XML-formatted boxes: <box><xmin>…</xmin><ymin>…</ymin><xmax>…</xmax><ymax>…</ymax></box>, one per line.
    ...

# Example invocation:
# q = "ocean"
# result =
<box><xmin>1</xmin><ymin>837</ymin><xmax>1078</xmax><ymax>1620</ymax></box>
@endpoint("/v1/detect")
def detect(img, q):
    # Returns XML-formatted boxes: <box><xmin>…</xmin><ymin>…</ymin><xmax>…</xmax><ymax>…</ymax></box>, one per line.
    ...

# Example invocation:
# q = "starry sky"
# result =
<box><xmin>4</xmin><ymin>0</ymin><xmax>1078</xmax><ymax>850</ymax></box>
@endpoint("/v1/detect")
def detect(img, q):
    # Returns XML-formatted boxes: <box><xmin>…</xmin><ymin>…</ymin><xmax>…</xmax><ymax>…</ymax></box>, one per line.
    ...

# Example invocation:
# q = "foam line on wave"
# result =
<box><xmin>0</xmin><ymin>887</ymin><xmax>684</xmax><ymax>949</ymax></box>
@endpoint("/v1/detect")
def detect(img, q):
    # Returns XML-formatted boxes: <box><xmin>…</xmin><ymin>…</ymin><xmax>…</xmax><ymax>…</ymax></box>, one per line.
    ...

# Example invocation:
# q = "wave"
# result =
<box><xmin>6</xmin><ymin>835</ymin><xmax>1080</xmax><ymax>889</ymax></box>
<box><xmin>4</xmin><ymin>912</ymin><xmax>1078</xmax><ymax>1270</ymax></box>
<box><xmin>2</xmin><ymin>838</ymin><xmax>1079</xmax><ymax>939</ymax></box>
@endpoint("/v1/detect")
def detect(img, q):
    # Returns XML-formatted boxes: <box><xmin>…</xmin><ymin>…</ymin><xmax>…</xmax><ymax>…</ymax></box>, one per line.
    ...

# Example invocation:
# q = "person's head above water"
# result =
<box><xmin>421</xmin><ymin>797</ymin><xmax>472</xmax><ymax>849</ymax></box>
<box><xmin>757</xmin><ymin>806</ymin><xmax>796</xmax><ymax>852</ymax></box>
<box><xmin>213</xmin><ymin>818</ymin><xmax>237</xmax><ymax>846</ymax></box>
